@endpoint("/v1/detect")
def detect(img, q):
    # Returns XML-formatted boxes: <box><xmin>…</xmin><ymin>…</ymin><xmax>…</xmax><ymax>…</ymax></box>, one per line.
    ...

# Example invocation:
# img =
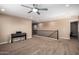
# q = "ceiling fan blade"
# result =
<box><xmin>38</xmin><ymin>8</ymin><xmax>48</xmax><ymax>11</ymax></box>
<box><xmin>33</xmin><ymin>4</ymin><xmax>36</xmax><ymax>6</ymax></box>
<box><xmin>21</xmin><ymin>5</ymin><xmax>33</xmax><ymax>9</ymax></box>
<box><xmin>33</xmin><ymin>4</ymin><xmax>38</xmax><ymax>8</ymax></box>
<box><xmin>28</xmin><ymin>11</ymin><xmax>32</xmax><ymax>13</ymax></box>
<box><xmin>37</xmin><ymin>12</ymin><xmax>40</xmax><ymax>15</ymax></box>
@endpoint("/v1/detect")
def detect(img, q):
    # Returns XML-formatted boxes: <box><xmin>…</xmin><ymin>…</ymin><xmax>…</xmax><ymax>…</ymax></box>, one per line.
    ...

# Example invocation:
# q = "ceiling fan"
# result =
<box><xmin>21</xmin><ymin>4</ymin><xmax>48</xmax><ymax>15</ymax></box>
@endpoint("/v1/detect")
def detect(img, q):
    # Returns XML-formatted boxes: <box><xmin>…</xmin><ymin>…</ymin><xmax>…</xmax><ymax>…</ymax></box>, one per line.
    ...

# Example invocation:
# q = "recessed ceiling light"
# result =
<box><xmin>1</xmin><ymin>9</ymin><xmax>5</xmax><ymax>12</ymax></box>
<box><xmin>65</xmin><ymin>4</ymin><xmax>70</xmax><ymax>7</ymax></box>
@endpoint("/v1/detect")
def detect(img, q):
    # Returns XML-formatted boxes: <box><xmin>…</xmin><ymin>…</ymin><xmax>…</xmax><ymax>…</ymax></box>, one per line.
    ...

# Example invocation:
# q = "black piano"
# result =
<box><xmin>11</xmin><ymin>31</ymin><xmax>27</xmax><ymax>43</ymax></box>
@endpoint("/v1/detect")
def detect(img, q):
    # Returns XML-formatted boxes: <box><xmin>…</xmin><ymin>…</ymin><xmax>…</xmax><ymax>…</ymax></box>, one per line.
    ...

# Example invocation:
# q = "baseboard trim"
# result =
<box><xmin>59</xmin><ymin>37</ymin><xmax>70</xmax><ymax>40</ymax></box>
<box><xmin>0</xmin><ymin>38</ymin><xmax>31</xmax><ymax>45</ymax></box>
<box><xmin>0</xmin><ymin>41</ymin><xmax>8</xmax><ymax>45</ymax></box>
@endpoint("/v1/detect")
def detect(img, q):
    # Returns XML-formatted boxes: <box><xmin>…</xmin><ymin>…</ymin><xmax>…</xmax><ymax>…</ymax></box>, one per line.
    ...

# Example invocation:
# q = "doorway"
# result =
<box><xmin>32</xmin><ymin>23</ymin><xmax>38</xmax><ymax>35</ymax></box>
<box><xmin>70</xmin><ymin>21</ymin><xmax>78</xmax><ymax>39</ymax></box>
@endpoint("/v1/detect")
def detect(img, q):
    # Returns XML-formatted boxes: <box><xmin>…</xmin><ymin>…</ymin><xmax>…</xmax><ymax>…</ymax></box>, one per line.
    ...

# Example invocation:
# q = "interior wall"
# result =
<box><xmin>78</xmin><ymin>21</ymin><xmax>79</xmax><ymax>39</ymax></box>
<box><xmin>56</xmin><ymin>19</ymin><xmax>70</xmax><ymax>39</ymax></box>
<box><xmin>0</xmin><ymin>14</ymin><xmax>32</xmax><ymax>43</ymax></box>
<box><xmin>38</xmin><ymin>21</ymin><xmax>57</xmax><ymax>30</ymax></box>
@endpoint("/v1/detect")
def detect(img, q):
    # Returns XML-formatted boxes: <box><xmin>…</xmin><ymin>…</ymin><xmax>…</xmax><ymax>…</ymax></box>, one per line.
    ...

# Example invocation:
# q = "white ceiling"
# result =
<box><xmin>0</xmin><ymin>4</ymin><xmax>79</xmax><ymax>22</ymax></box>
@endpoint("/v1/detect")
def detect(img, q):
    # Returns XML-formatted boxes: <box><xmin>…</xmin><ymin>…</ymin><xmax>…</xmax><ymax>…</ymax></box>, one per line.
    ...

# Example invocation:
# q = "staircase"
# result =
<box><xmin>47</xmin><ymin>30</ymin><xmax>59</xmax><ymax>39</ymax></box>
<box><xmin>33</xmin><ymin>30</ymin><xmax>59</xmax><ymax>40</ymax></box>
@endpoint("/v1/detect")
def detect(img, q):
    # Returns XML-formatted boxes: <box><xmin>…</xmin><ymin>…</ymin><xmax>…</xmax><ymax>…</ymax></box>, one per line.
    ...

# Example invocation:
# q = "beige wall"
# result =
<box><xmin>38</xmin><ymin>16</ymin><xmax>79</xmax><ymax>39</ymax></box>
<box><xmin>0</xmin><ymin>14</ymin><xmax>32</xmax><ymax>43</ymax></box>
<box><xmin>38</xmin><ymin>21</ymin><xmax>57</xmax><ymax>30</ymax></box>
<box><xmin>56</xmin><ymin>19</ymin><xmax>70</xmax><ymax>39</ymax></box>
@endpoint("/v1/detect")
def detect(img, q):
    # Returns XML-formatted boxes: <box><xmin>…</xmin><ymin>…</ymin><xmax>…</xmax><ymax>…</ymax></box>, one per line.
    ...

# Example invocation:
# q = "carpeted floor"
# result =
<box><xmin>0</xmin><ymin>35</ymin><xmax>79</xmax><ymax>55</ymax></box>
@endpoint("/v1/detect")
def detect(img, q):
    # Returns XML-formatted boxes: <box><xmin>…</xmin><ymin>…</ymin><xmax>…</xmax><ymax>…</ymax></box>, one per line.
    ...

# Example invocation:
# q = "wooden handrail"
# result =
<box><xmin>48</xmin><ymin>30</ymin><xmax>59</xmax><ymax>40</ymax></box>
<box><xmin>48</xmin><ymin>30</ymin><xmax>57</xmax><ymax>37</ymax></box>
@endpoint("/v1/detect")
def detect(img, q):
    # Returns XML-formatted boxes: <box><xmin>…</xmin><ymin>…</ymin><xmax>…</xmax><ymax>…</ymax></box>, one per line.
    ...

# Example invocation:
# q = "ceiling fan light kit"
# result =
<box><xmin>32</xmin><ymin>8</ymin><xmax>38</xmax><ymax>12</ymax></box>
